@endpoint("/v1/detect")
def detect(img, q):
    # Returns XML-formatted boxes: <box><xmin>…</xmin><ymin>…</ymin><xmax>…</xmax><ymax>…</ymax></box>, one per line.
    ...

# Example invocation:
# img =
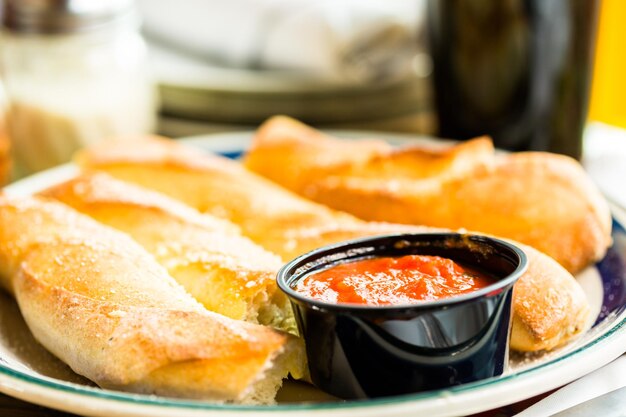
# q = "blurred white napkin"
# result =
<box><xmin>583</xmin><ymin>123</ymin><xmax>626</xmax><ymax>210</ymax></box>
<box><xmin>514</xmin><ymin>355</ymin><xmax>626</xmax><ymax>417</ymax></box>
<box><xmin>137</xmin><ymin>0</ymin><xmax>425</xmax><ymax>82</ymax></box>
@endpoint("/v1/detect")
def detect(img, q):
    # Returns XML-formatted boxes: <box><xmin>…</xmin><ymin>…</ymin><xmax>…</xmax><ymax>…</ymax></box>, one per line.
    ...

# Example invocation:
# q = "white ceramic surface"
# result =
<box><xmin>0</xmin><ymin>132</ymin><xmax>624</xmax><ymax>417</ymax></box>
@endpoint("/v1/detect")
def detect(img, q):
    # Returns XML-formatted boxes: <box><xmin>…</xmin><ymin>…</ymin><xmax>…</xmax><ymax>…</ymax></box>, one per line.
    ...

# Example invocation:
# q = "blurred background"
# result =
<box><xmin>0</xmin><ymin>0</ymin><xmax>624</xmax><ymax>182</ymax></box>
<box><xmin>143</xmin><ymin>0</ymin><xmax>433</xmax><ymax>135</ymax></box>
<box><xmin>589</xmin><ymin>0</ymin><xmax>626</xmax><ymax>128</ymax></box>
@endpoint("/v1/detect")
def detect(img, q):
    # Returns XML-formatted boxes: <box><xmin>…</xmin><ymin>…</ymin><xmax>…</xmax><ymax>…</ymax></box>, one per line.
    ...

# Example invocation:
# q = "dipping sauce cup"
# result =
<box><xmin>277</xmin><ymin>233</ymin><xmax>528</xmax><ymax>399</ymax></box>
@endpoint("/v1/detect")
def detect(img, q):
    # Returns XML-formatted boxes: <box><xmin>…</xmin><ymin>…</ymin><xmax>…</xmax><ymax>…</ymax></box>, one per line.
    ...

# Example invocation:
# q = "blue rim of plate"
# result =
<box><xmin>0</xmin><ymin>150</ymin><xmax>624</xmax><ymax>412</ymax></box>
<box><xmin>596</xmin><ymin>219</ymin><xmax>626</xmax><ymax>323</ymax></box>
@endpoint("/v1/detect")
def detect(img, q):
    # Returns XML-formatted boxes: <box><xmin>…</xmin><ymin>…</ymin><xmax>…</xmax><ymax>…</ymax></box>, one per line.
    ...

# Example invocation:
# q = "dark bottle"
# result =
<box><xmin>427</xmin><ymin>0</ymin><xmax>600</xmax><ymax>159</ymax></box>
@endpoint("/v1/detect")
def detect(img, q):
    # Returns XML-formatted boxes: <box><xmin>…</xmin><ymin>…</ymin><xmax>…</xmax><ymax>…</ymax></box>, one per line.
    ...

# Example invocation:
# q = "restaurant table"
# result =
<box><xmin>0</xmin><ymin>123</ymin><xmax>623</xmax><ymax>416</ymax></box>
<box><xmin>0</xmin><ymin>389</ymin><xmax>557</xmax><ymax>417</ymax></box>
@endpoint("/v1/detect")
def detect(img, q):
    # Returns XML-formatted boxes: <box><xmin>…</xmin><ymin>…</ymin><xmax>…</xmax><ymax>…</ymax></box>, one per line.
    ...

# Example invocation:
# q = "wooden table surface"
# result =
<box><xmin>0</xmin><ymin>387</ymin><xmax>554</xmax><ymax>417</ymax></box>
<box><xmin>0</xmin><ymin>393</ymin><xmax>78</xmax><ymax>417</ymax></box>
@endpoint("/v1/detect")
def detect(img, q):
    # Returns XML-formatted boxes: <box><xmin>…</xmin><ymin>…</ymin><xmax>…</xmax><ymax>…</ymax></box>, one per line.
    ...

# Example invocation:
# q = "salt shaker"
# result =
<box><xmin>1</xmin><ymin>0</ymin><xmax>157</xmax><ymax>174</ymax></box>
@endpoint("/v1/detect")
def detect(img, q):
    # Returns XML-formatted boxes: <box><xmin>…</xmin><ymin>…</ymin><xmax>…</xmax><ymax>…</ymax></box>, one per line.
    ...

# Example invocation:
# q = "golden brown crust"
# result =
<box><xmin>245</xmin><ymin>116</ymin><xmax>612</xmax><ymax>274</ymax></box>
<box><xmin>250</xmin><ymin>115</ymin><xmax>390</xmax><ymax>192</ymax></box>
<box><xmin>76</xmin><ymin>137</ymin><xmax>357</xmax><ymax>248</ymax></box>
<box><xmin>0</xmin><ymin>196</ymin><xmax>303</xmax><ymax>402</ymax></box>
<box><xmin>41</xmin><ymin>173</ymin><xmax>293</xmax><ymax>329</ymax></box>
<box><xmin>510</xmin><ymin>243</ymin><xmax>590</xmax><ymax>351</ymax></box>
<box><xmin>78</xmin><ymin>136</ymin><xmax>591</xmax><ymax>352</ymax></box>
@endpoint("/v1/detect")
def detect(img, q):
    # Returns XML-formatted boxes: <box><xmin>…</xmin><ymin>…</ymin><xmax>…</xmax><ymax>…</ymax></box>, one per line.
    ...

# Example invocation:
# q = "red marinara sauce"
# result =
<box><xmin>294</xmin><ymin>255</ymin><xmax>494</xmax><ymax>306</ymax></box>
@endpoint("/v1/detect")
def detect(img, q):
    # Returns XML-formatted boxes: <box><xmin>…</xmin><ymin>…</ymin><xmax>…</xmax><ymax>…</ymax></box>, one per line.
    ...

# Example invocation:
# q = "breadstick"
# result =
<box><xmin>42</xmin><ymin>173</ymin><xmax>294</xmax><ymax>331</ymax></box>
<box><xmin>245</xmin><ymin>116</ymin><xmax>612</xmax><ymax>274</ymax></box>
<box><xmin>0</xmin><ymin>196</ymin><xmax>304</xmax><ymax>403</ymax></box>
<box><xmin>77</xmin><ymin>137</ymin><xmax>590</xmax><ymax>352</ymax></box>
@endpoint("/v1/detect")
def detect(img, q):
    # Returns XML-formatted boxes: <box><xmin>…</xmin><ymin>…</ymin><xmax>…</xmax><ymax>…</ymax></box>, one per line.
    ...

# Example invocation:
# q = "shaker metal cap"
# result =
<box><xmin>2</xmin><ymin>0</ymin><xmax>135</xmax><ymax>33</ymax></box>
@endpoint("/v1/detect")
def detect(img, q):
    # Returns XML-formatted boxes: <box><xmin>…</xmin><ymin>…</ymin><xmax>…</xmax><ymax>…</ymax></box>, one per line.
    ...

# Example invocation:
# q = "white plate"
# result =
<box><xmin>1</xmin><ymin>132</ymin><xmax>625</xmax><ymax>417</ymax></box>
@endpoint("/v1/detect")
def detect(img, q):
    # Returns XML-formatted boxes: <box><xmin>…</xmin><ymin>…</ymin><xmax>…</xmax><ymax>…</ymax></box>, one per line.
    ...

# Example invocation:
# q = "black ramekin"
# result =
<box><xmin>277</xmin><ymin>233</ymin><xmax>528</xmax><ymax>399</ymax></box>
